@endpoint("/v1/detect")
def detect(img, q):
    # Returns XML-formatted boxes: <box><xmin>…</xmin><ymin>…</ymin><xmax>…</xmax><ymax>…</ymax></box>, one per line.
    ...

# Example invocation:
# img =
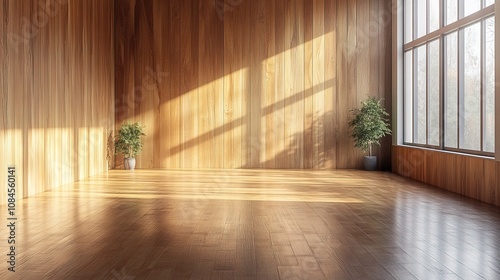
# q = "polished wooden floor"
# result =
<box><xmin>1</xmin><ymin>170</ymin><xmax>500</xmax><ymax>280</ymax></box>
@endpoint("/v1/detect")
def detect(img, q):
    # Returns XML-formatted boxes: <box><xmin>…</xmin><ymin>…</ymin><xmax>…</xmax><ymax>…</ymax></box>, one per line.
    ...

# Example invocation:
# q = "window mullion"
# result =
<box><xmin>458</xmin><ymin>28</ymin><xmax>464</xmax><ymax>149</ymax></box>
<box><xmin>413</xmin><ymin>49</ymin><xmax>418</xmax><ymax>143</ymax></box>
<box><xmin>457</xmin><ymin>0</ymin><xmax>464</xmax><ymax>149</ymax></box>
<box><xmin>426</xmin><ymin>45</ymin><xmax>430</xmax><ymax>145</ymax></box>
<box><xmin>481</xmin><ymin>19</ymin><xmax>485</xmax><ymax>152</ymax></box>
<box><xmin>413</xmin><ymin>0</ymin><xmax>418</xmax><ymax>143</ymax></box>
<box><xmin>440</xmin><ymin>0</ymin><xmax>445</xmax><ymax>149</ymax></box>
<box><xmin>426</xmin><ymin>0</ymin><xmax>430</xmax><ymax>145</ymax></box>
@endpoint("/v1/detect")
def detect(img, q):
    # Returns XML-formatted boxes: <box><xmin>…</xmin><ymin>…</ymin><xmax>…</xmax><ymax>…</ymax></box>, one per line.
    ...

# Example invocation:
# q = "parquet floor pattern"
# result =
<box><xmin>1</xmin><ymin>169</ymin><xmax>499</xmax><ymax>279</ymax></box>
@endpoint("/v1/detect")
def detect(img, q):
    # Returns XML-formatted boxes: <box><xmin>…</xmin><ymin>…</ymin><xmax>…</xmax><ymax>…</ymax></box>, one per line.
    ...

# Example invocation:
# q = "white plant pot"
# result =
<box><xmin>124</xmin><ymin>157</ymin><xmax>136</xmax><ymax>170</ymax></box>
<box><xmin>363</xmin><ymin>156</ymin><xmax>377</xmax><ymax>171</ymax></box>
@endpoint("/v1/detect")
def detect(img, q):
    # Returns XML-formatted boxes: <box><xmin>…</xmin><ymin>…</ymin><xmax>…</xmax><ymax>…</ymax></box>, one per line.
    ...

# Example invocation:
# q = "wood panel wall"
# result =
<box><xmin>0</xmin><ymin>0</ymin><xmax>115</xmax><ymax>204</ymax></box>
<box><xmin>115</xmin><ymin>0</ymin><xmax>393</xmax><ymax>169</ymax></box>
<box><xmin>392</xmin><ymin>146</ymin><xmax>500</xmax><ymax>207</ymax></box>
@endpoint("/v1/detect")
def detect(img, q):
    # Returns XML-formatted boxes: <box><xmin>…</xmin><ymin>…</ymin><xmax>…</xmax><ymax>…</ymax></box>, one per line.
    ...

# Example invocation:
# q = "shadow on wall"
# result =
<box><xmin>114</xmin><ymin>0</ymin><xmax>394</xmax><ymax>170</ymax></box>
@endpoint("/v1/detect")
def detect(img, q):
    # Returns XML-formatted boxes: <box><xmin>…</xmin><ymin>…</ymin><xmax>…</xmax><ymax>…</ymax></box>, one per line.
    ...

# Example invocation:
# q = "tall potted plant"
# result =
<box><xmin>348</xmin><ymin>97</ymin><xmax>391</xmax><ymax>171</ymax></box>
<box><xmin>114</xmin><ymin>122</ymin><xmax>145</xmax><ymax>170</ymax></box>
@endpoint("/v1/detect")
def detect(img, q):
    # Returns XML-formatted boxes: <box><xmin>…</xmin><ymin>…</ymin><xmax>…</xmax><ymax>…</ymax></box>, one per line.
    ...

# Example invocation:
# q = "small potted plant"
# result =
<box><xmin>348</xmin><ymin>97</ymin><xmax>391</xmax><ymax>171</ymax></box>
<box><xmin>114</xmin><ymin>122</ymin><xmax>145</xmax><ymax>170</ymax></box>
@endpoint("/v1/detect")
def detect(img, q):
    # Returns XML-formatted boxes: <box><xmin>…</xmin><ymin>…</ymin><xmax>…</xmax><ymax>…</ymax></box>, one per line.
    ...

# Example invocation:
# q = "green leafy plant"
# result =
<box><xmin>114</xmin><ymin>122</ymin><xmax>146</xmax><ymax>158</ymax></box>
<box><xmin>348</xmin><ymin>97</ymin><xmax>391</xmax><ymax>157</ymax></box>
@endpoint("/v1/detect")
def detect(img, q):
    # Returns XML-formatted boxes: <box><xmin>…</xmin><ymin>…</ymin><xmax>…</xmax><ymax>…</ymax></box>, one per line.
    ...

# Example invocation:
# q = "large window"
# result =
<box><xmin>404</xmin><ymin>0</ymin><xmax>495</xmax><ymax>155</ymax></box>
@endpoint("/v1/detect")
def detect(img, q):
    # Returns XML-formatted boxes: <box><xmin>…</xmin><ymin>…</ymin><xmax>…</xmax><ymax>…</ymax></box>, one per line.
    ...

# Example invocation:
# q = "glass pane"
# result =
<box><xmin>484</xmin><ymin>17</ymin><xmax>495</xmax><ymax>153</ymax></box>
<box><xmin>485</xmin><ymin>0</ymin><xmax>494</xmax><ymax>7</ymax></box>
<box><xmin>463</xmin><ymin>0</ymin><xmax>481</xmax><ymax>18</ymax></box>
<box><xmin>405</xmin><ymin>51</ymin><xmax>414</xmax><ymax>143</ymax></box>
<box><xmin>428</xmin><ymin>40</ymin><xmax>440</xmax><ymax>146</ymax></box>
<box><xmin>446</xmin><ymin>0</ymin><xmax>457</xmax><ymax>25</ymax></box>
<box><xmin>429</xmin><ymin>0</ymin><xmax>440</xmax><ymax>32</ymax></box>
<box><xmin>445</xmin><ymin>32</ymin><xmax>458</xmax><ymax>148</ymax></box>
<box><xmin>417</xmin><ymin>0</ymin><xmax>427</xmax><ymax>38</ymax></box>
<box><xmin>461</xmin><ymin>22</ymin><xmax>481</xmax><ymax>151</ymax></box>
<box><xmin>405</xmin><ymin>0</ymin><xmax>413</xmax><ymax>44</ymax></box>
<box><xmin>415</xmin><ymin>45</ymin><xmax>427</xmax><ymax>145</ymax></box>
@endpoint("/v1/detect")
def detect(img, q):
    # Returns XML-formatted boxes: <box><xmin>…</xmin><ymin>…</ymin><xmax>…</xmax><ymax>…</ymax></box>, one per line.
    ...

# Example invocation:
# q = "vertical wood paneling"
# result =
<box><xmin>465</xmin><ymin>157</ymin><xmax>484</xmax><ymax>200</ymax></box>
<box><xmin>115</xmin><ymin>0</ymin><xmax>393</xmax><ymax>170</ymax></box>
<box><xmin>283</xmin><ymin>0</ymin><xmax>294</xmax><ymax>168</ymax></box>
<box><xmin>82</xmin><ymin>0</ymin><xmax>91</xmax><ymax>178</ymax></box>
<box><xmin>336</xmin><ymin>0</ymin><xmax>349</xmax><ymax>168</ymax></box>
<box><xmin>240</xmin><ymin>0</ymin><xmax>251</xmax><ymax>169</ymax></box>
<box><xmin>223</xmin><ymin>0</ymin><xmax>235</xmax><ymax>169</ymax></box>
<box><xmin>496</xmin><ymin>162</ymin><xmax>500</xmax><ymax>206</ymax></box>
<box><xmin>212</xmin><ymin>5</ymin><xmax>225</xmax><ymax>169</ymax></box>
<box><xmin>264</xmin><ymin>0</ymin><xmax>276</xmax><ymax>169</ymax></box>
<box><xmin>312</xmin><ymin>0</ymin><xmax>325</xmax><ymax>169</ymax></box>
<box><xmin>29</xmin><ymin>0</ymin><xmax>42</xmax><ymax>196</ymax></box>
<box><xmin>180</xmin><ymin>0</ymin><xmax>199</xmax><ymax>168</ymax></box>
<box><xmin>274</xmin><ymin>0</ymin><xmax>286</xmax><ymax>168</ymax></box>
<box><xmin>483</xmin><ymin>160</ymin><xmax>497</xmax><ymax>205</ymax></box>
<box><xmin>324</xmin><ymin>0</ymin><xmax>337</xmax><ymax>169</ymax></box>
<box><xmin>136</xmin><ymin>0</ymin><xmax>156</xmax><ymax>169</ymax></box>
<box><xmin>197</xmin><ymin>0</ymin><xmax>213</xmax><ymax>169</ymax></box>
<box><xmin>168</xmin><ymin>0</ymin><xmax>181</xmax><ymax>169</ymax></box>
<box><xmin>153</xmin><ymin>0</ymin><xmax>169</xmax><ymax>168</ymax></box>
<box><xmin>198</xmin><ymin>0</ymin><xmax>223</xmax><ymax>168</ymax></box>
<box><xmin>114</xmin><ymin>0</ymin><xmax>135</xmax><ymax>135</ymax></box>
<box><xmin>426</xmin><ymin>150</ymin><xmax>442</xmax><ymax>188</ymax></box>
<box><xmin>369</xmin><ymin>0</ymin><xmax>380</xmax><ymax>102</ymax></box>
<box><xmin>355</xmin><ymin>0</ymin><xmax>372</xmax><ymax>168</ymax></box>
<box><xmin>284</xmin><ymin>0</ymin><xmax>305</xmax><ymax>168</ymax></box>
<box><xmin>356</xmin><ymin>0</ymin><xmax>370</xmax><ymax>107</ymax></box>
<box><xmin>393</xmin><ymin>146</ymin><xmax>500</xmax><ymax>207</ymax></box>
<box><xmin>223</xmin><ymin>0</ymin><xmax>248</xmax><ymax>169</ymax></box>
<box><xmin>369</xmin><ymin>0</ymin><xmax>382</xmax><ymax>169</ymax></box>
<box><xmin>23</xmin><ymin>1</ymin><xmax>32</xmax><ymax>197</ymax></box>
<box><xmin>379</xmin><ymin>0</ymin><xmax>393</xmax><ymax>170</ymax></box>
<box><xmin>346</xmin><ymin>0</ymin><xmax>360</xmax><ymax>169</ymax></box>
<box><xmin>303</xmin><ymin>0</ymin><xmax>314</xmax><ymax>169</ymax></box>
<box><xmin>250</xmin><ymin>0</ymin><xmax>265</xmax><ymax>168</ymax></box>
<box><xmin>5</xmin><ymin>1</ymin><xmax>27</xmax><ymax>200</ymax></box>
<box><xmin>0</xmin><ymin>0</ymin><xmax>114</xmax><ymax>204</ymax></box>
<box><xmin>0</xmin><ymin>0</ymin><xmax>6</xmax><ymax>202</ymax></box>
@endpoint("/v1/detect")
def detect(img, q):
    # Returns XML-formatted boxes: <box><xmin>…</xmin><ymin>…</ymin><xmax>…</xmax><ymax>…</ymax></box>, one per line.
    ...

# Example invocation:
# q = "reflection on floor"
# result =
<box><xmin>1</xmin><ymin>169</ymin><xmax>499</xmax><ymax>279</ymax></box>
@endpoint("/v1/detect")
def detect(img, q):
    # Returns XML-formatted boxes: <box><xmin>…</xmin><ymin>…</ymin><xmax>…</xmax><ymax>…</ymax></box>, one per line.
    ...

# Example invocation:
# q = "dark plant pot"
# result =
<box><xmin>363</xmin><ymin>156</ymin><xmax>377</xmax><ymax>171</ymax></box>
<box><xmin>124</xmin><ymin>158</ymin><xmax>136</xmax><ymax>170</ymax></box>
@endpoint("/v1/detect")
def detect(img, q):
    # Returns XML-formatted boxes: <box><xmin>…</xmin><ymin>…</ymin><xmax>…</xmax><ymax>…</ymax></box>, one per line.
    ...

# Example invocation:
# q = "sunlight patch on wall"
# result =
<box><xmin>1</xmin><ymin>129</ymin><xmax>24</xmax><ymax>202</ymax></box>
<box><xmin>27</xmin><ymin>128</ymin><xmax>46</xmax><ymax>196</ymax></box>
<box><xmin>77</xmin><ymin>128</ymin><xmax>89</xmax><ymax>180</ymax></box>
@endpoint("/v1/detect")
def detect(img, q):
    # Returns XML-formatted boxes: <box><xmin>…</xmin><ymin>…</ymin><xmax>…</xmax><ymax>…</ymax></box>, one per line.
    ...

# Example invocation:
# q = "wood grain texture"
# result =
<box><xmin>274</xmin><ymin>0</ymin><xmax>286</xmax><ymax>169</ymax></box>
<box><xmin>284</xmin><ymin>0</ymin><xmax>305</xmax><ymax>169</ymax></box>
<box><xmin>379</xmin><ymin>0</ymin><xmax>393</xmax><ymax>170</ymax></box>
<box><xmin>0</xmin><ymin>0</ymin><xmax>5</xmax><ymax>205</ymax></box>
<box><xmin>304</xmin><ymin>0</ymin><xmax>314</xmax><ymax>169</ymax></box>
<box><xmin>180</xmin><ymin>0</ymin><xmax>199</xmax><ymax>168</ymax></box>
<box><xmin>336</xmin><ymin>0</ymin><xmax>349</xmax><ymax>169</ymax></box>
<box><xmin>115</xmin><ymin>0</ymin><xmax>393</xmax><ymax>169</ymax></box>
<box><xmin>250</xmin><ymin>0</ymin><xmax>265</xmax><ymax>168</ymax></box>
<box><xmin>312</xmin><ymin>0</ymin><xmax>325</xmax><ymax>169</ymax></box>
<box><xmin>393</xmin><ymin>146</ymin><xmax>500</xmax><ymax>207</ymax></box>
<box><xmin>0</xmin><ymin>0</ymin><xmax>114</xmax><ymax>203</ymax></box>
<box><xmin>152</xmin><ymin>0</ymin><xmax>169</xmax><ymax>169</ymax></box>
<box><xmin>264</xmin><ymin>0</ymin><xmax>276</xmax><ymax>169</ymax></box>
<box><xmin>168</xmin><ymin>0</ymin><xmax>181</xmax><ymax>169</ymax></box>
<box><xmin>1</xmin><ymin>169</ymin><xmax>499</xmax><ymax>279</ymax></box>
<box><xmin>198</xmin><ymin>0</ymin><xmax>224</xmax><ymax>168</ymax></box>
<box><xmin>324</xmin><ymin>0</ymin><xmax>337</xmax><ymax>169</ymax></box>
